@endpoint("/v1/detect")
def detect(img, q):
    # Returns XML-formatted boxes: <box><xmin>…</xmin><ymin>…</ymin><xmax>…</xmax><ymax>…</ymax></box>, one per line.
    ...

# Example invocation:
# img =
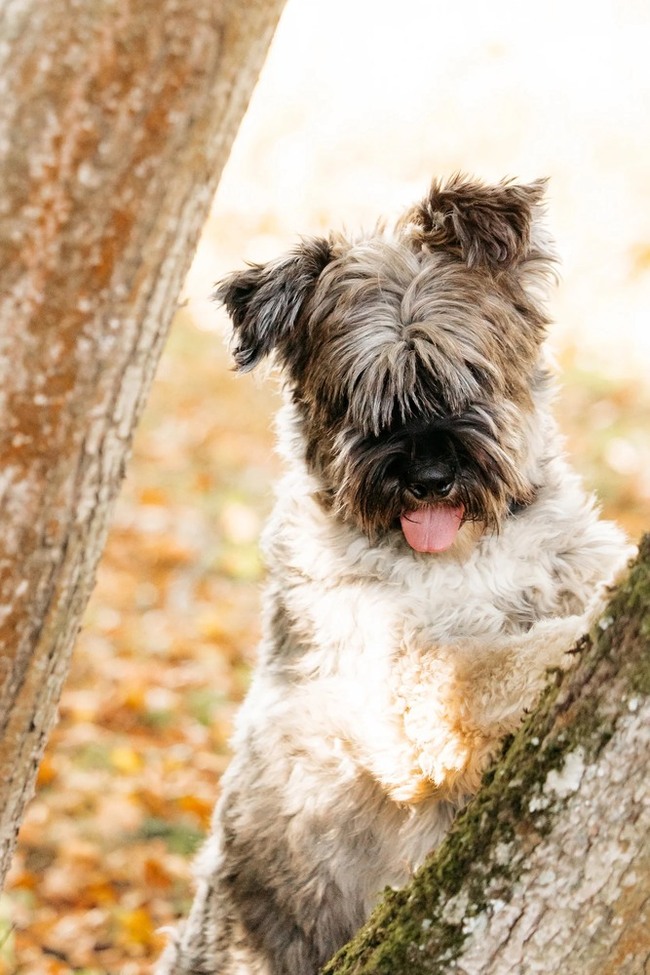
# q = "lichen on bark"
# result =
<box><xmin>323</xmin><ymin>536</ymin><xmax>649</xmax><ymax>975</ymax></box>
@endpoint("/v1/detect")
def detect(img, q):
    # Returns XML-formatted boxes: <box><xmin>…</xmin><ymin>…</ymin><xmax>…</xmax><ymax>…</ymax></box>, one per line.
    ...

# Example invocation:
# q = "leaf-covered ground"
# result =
<box><xmin>3</xmin><ymin>0</ymin><xmax>649</xmax><ymax>970</ymax></box>
<box><xmin>0</xmin><ymin>318</ymin><xmax>274</xmax><ymax>973</ymax></box>
<box><xmin>1</xmin><ymin>318</ymin><xmax>282</xmax><ymax>974</ymax></box>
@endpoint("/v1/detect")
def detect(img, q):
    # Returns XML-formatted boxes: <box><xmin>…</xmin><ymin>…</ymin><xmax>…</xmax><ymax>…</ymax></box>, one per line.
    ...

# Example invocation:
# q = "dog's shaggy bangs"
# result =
<box><xmin>304</xmin><ymin>238</ymin><xmax>542</xmax><ymax>437</ymax></box>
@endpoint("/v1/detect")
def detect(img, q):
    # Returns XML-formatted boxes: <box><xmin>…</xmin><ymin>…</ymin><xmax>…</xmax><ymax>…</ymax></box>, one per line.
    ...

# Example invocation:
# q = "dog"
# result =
<box><xmin>157</xmin><ymin>175</ymin><xmax>630</xmax><ymax>975</ymax></box>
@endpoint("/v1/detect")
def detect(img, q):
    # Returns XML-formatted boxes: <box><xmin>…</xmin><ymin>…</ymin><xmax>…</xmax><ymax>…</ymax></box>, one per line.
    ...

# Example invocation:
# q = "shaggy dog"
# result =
<box><xmin>157</xmin><ymin>175</ymin><xmax>629</xmax><ymax>975</ymax></box>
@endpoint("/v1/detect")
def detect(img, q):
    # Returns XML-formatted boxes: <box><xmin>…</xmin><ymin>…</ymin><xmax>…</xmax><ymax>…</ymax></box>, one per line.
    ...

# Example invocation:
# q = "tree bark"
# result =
<box><xmin>324</xmin><ymin>536</ymin><xmax>649</xmax><ymax>975</ymax></box>
<box><xmin>0</xmin><ymin>0</ymin><xmax>286</xmax><ymax>889</ymax></box>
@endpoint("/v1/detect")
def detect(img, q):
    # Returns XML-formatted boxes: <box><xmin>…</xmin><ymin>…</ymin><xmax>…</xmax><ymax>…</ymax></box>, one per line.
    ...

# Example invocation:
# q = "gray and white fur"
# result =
<box><xmin>157</xmin><ymin>175</ymin><xmax>631</xmax><ymax>975</ymax></box>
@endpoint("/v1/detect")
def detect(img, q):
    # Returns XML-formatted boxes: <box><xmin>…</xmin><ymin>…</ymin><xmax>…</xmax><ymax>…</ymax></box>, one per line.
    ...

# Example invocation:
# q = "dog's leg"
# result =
<box><xmin>156</xmin><ymin>847</ymin><xmax>286</xmax><ymax>975</ymax></box>
<box><xmin>388</xmin><ymin>614</ymin><xmax>593</xmax><ymax>801</ymax></box>
<box><xmin>156</xmin><ymin>872</ymin><xmax>247</xmax><ymax>975</ymax></box>
<box><xmin>157</xmin><ymin>720</ymin><xmax>380</xmax><ymax>975</ymax></box>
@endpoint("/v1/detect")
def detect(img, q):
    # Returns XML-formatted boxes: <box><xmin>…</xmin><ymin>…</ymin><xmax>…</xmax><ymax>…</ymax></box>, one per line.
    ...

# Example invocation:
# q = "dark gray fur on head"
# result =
<box><xmin>215</xmin><ymin>175</ymin><xmax>554</xmax><ymax>538</ymax></box>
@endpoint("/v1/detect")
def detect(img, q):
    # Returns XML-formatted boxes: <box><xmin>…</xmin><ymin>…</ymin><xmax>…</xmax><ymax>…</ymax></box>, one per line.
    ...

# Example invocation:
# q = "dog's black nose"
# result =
<box><xmin>408</xmin><ymin>461</ymin><xmax>455</xmax><ymax>501</ymax></box>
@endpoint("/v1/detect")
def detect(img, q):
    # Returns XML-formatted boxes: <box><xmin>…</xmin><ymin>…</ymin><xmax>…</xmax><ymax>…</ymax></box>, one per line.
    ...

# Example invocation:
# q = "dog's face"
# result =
<box><xmin>217</xmin><ymin>176</ymin><xmax>555</xmax><ymax>553</ymax></box>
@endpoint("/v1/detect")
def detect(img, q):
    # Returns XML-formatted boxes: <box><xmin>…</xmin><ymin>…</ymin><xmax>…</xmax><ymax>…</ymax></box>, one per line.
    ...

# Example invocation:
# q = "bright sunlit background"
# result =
<box><xmin>3</xmin><ymin>1</ymin><xmax>649</xmax><ymax>971</ymax></box>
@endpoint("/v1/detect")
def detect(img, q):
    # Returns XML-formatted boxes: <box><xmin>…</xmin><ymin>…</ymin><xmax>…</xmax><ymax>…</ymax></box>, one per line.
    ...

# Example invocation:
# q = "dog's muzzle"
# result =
<box><xmin>399</xmin><ymin>434</ymin><xmax>464</xmax><ymax>553</ymax></box>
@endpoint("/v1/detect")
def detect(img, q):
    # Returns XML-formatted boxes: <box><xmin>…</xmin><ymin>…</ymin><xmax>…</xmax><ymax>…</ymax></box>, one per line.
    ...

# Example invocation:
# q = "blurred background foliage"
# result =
<box><xmin>2</xmin><ymin>0</ymin><xmax>649</xmax><ymax>971</ymax></box>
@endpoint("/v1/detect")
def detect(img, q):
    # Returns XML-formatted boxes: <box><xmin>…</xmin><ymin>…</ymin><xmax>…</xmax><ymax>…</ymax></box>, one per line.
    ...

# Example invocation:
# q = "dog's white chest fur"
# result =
<box><xmin>214</xmin><ymin>435</ymin><xmax>627</xmax><ymax>938</ymax></box>
<box><xmin>254</xmin><ymin>442</ymin><xmax>628</xmax><ymax>827</ymax></box>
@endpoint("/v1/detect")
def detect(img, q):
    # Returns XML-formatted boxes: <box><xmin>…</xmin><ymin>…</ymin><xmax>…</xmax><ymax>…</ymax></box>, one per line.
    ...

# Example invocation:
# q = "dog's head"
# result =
<box><xmin>216</xmin><ymin>175</ymin><xmax>556</xmax><ymax>553</ymax></box>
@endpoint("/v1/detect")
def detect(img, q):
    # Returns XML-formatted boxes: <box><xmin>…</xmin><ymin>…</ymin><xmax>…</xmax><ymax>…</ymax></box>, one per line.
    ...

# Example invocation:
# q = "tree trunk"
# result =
<box><xmin>324</xmin><ymin>536</ymin><xmax>649</xmax><ymax>975</ymax></box>
<box><xmin>0</xmin><ymin>0</ymin><xmax>286</xmax><ymax>889</ymax></box>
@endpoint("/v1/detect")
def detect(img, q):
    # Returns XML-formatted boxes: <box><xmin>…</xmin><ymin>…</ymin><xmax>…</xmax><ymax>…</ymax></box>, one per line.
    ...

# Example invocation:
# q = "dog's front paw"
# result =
<box><xmin>392</xmin><ymin>617</ymin><xmax>592</xmax><ymax>801</ymax></box>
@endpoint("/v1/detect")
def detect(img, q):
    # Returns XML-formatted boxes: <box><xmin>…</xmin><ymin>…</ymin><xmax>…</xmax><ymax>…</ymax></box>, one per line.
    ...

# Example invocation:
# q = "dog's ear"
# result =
<box><xmin>214</xmin><ymin>237</ymin><xmax>332</xmax><ymax>372</ymax></box>
<box><xmin>406</xmin><ymin>175</ymin><xmax>547</xmax><ymax>270</ymax></box>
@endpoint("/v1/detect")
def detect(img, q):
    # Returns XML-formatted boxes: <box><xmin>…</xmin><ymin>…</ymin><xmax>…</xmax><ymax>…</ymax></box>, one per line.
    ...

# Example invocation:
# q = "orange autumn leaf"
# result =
<box><xmin>138</xmin><ymin>486</ymin><xmax>169</xmax><ymax>506</ymax></box>
<box><xmin>36</xmin><ymin>756</ymin><xmax>57</xmax><ymax>788</ymax></box>
<box><xmin>177</xmin><ymin>794</ymin><xmax>213</xmax><ymax>826</ymax></box>
<box><xmin>7</xmin><ymin>867</ymin><xmax>37</xmax><ymax>891</ymax></box>
<box><xmin>84</xmin><ymin>879</ymin><xmax>120</xmax><ymax>906</ymax></box>
<box><xmin>143</xmin><ymin>858</ymin><xmax>173</xmax><ymax>890</ymax></box>
<box><xmin>116</xmin><ymin>907</ymin><xmax>161</xmax><ymax>949</ymax></box>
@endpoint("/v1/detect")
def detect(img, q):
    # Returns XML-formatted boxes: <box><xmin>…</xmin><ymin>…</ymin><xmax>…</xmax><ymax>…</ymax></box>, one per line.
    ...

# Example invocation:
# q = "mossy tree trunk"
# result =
<box><xmin>324</xmin><ymin>536</ymin><xmax>649</xmax><ymax>975</ymax></box>
<box><xmin>0</xmin><ymin>0</ymin><xmax>287</xmax><ymax>890</ymax></box>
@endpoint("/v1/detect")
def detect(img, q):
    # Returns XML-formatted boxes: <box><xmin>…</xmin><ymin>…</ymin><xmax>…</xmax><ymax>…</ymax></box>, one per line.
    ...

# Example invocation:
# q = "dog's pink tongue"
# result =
<box><xmin>400</xmin><ymin>506</ymin><xmax>464</xmax><ymax>553</ymax></box>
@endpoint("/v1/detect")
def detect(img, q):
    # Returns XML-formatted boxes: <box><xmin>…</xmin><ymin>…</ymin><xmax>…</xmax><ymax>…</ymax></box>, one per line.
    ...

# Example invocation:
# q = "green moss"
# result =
<box><xmin>324</xmin><ymin>536</ymin><xmax>650</xmax><ymax>975</ymax></box>
<box><xmin>622</xmin><ymin>536</ymin><xmax>650</xmax><ymax>694</ymax></box>
<box><xmin>135</xmin><ymin>817</ymin><xmax>205</xmax><ymax>856</ymax></box>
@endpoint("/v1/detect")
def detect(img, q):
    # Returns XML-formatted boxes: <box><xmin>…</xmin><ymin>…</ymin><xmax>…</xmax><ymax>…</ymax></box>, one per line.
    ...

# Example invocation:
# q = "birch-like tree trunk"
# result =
<box><xmin>324</xmin><ymin>536</ymin><xmax>649</xmax><ymax>975</ymax></box>
<box><xmin>0</xmin><ymin>0</ymin><xmax>286</xmax><ymax>889</ymax></box>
